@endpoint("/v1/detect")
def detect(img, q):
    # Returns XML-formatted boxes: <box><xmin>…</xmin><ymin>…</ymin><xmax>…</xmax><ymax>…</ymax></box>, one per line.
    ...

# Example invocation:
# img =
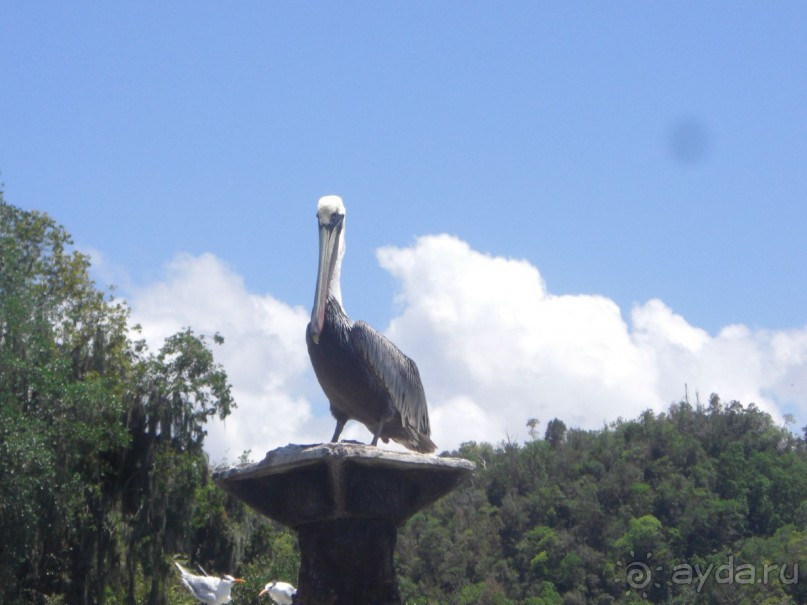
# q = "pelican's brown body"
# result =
<box><xmin>306</xmin><ymin>196</ymin><xmax>436</xmax><ymax>454</ymax></box>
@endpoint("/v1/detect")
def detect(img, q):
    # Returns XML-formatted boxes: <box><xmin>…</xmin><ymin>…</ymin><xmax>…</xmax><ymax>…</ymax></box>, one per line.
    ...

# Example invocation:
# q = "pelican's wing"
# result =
<box><xmin>350</xmin><ymin>321</ymin><xmax>431</xmax><ymax>435</ymax></box>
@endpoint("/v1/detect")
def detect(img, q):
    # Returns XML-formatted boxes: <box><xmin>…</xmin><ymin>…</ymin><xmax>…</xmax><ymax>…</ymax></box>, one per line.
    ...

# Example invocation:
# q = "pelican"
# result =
<box><xmin>306</xmin><ymin>195</ymin><xmax>436</xmax><ymax>453</ymax></box>
<box><xmin>174</xmin><ymin>561</ymin><xmax>244</xmax><ymax>605</ymax></box>
<box><xmin>259</xmin><ymin>580</ymin><xmax>297</xmax><ymax>604</ymax></box>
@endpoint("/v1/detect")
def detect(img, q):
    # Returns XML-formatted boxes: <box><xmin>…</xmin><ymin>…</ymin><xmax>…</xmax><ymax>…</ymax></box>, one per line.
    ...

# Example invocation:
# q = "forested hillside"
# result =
<box><xmin>2</xmin><ymin>195</ymin><xmax>806</xmax><ymax>604</ymax></box>
<box><xmin>399</xmin><ymin>400</ymin><xmax>807</xmax><ymax>604</ymax></box>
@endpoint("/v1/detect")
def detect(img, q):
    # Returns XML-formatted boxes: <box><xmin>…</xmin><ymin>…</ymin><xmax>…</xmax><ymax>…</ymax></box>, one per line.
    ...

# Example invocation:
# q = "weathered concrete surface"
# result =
<box><xmin>213</xmin><ymin>442</ymin><xmax>475</xmax><ymax>604</ymax></box>
<box><xmin>212</xmin><ymin>442</ymin><xmax>475</xmax><ymax>527</ymax></box>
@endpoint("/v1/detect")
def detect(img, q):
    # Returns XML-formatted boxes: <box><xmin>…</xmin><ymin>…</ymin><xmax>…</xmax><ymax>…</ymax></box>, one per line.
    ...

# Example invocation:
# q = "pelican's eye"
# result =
<box><xmin>330</xmin><ymin>212</ymin><xmax>344</xmax><ymax>227</ymax></box>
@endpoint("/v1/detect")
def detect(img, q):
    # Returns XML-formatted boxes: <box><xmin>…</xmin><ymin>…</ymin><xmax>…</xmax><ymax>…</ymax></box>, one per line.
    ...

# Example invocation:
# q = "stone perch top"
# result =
<box><xmin>212</xmin><ymin>442</ymin><xmax>476</xmax><ymax>528</ymax></box>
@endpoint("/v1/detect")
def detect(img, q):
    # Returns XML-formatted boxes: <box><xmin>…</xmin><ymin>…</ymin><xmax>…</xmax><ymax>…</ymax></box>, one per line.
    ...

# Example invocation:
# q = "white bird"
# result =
<box><xmin>174</xmin><ymin>561</ymin><xmax>244</xmax><ymax>605</ymax></box>
<box><xmin>259</xmin><ymin>580</ymin><xmax>297</xmax><ymax>604</ymax></box>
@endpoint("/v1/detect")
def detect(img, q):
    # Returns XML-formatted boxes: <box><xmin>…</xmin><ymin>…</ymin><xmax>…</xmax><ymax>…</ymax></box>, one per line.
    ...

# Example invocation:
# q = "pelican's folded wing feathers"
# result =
<box><xmin>350</xmin><ymin>321</ymin><xmax>431</xmax><ymax>435</ymax></box>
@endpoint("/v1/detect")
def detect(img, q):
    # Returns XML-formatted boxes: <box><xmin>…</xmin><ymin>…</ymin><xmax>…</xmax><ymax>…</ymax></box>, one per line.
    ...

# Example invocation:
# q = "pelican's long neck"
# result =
<box><xmin>328</xmin><ymin>227</ymin><xmax>345</xmax><ymax>308</ymax></box>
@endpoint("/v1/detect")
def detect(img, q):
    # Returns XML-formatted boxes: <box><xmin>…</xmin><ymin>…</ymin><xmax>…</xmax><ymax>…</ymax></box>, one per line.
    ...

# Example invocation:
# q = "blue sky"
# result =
<box><xmin>2</xmin><ymin>3</ymin><xmax>806</xmax><ymax>458</ymax></box>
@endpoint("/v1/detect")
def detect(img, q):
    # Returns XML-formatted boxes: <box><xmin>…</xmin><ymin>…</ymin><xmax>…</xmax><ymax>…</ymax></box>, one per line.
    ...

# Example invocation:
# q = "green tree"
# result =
<box><xmin>0</xmin><ymin>197</ymin><xmax>238</xmax><ymax>605</ymax></box>
<box><xmin>1</xmin><ymin>199</ymin><xmax>131</xmax><ymax>603</ymax></box>
<box><xmin>114</xmin><ymin>328</ymin><xmax>234</xmax><ymax>605</ymax></box>
<box><xmin>544</xmin><ymin>418</ymin><xmax>567</xmax><ymax>448</ymax></box>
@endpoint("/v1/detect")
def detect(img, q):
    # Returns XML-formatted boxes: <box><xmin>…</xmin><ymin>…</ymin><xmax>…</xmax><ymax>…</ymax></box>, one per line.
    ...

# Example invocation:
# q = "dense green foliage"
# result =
<box><xmin>399</xmin><ymin>402</ymin><xmax>807</xmax><ymax>604</ymax></box>
<box><xmin>3</xmin><ymin>194</ymin><xmax>806</xmax><ymax>604</ymax></box>
<box><xmin>0</xmin><ymin>197</ymin><xmax>298</xmax><ymax>605</ymax></box>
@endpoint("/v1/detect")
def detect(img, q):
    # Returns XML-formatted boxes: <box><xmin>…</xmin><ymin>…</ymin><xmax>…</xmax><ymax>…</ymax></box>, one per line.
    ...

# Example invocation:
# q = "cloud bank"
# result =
<box><xmin>129</xmin><ymin>237</ymin><xmax>807</xmax><ymax>462</ymax></box>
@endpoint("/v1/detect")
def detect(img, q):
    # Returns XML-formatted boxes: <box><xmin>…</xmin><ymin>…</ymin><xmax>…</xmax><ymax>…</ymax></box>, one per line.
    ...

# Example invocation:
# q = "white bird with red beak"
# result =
<box><xmin>259</xmin><ymin>580</ymin><xmax>296</xmax><ymax>604</ymax></box>
<box><xmin>174</xmin><ymin>561</ymin><xmax>244</xmax><ymax>604</ymax></box>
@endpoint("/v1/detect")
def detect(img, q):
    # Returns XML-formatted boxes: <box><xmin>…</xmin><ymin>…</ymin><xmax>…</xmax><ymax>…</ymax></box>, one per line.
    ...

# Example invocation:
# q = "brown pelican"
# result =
<box><xmin>306</xmin><ymin>195</ymin><xmax>436</xmax><ymax>454</ymax></box>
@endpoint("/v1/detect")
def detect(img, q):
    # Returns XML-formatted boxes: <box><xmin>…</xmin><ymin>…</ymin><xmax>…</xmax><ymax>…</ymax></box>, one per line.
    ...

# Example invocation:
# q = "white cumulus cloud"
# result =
<box><xmin>129</xmin><ymin>253</ymin><xmax>321</xmax><ymax>464</ymax></box>
<box><xmin>378</xmin><ymin>235</ymin><xmax>807</xmax><ymax>442</ymax></box>
<box><xmin>127</xmin><ymin>237</ymin><xmax>807</xmax><ymax>461</ymax></box>
<box><xmin>378</xmin><ymin>235</ymin><xmax>659</xmax><ymax>438</ymax></box>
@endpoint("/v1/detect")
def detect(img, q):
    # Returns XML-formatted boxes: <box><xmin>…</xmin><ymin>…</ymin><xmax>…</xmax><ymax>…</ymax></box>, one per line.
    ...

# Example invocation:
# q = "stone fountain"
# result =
<box><xmin>213</xmin><ymin>442</ymin><xmax>474</xmax><ymax>604</ymax></box>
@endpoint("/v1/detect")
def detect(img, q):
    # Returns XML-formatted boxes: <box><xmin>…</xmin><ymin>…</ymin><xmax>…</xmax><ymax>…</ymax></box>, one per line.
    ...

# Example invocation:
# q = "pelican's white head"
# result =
<box><xmin>317</xmin><ymin>194</ymin><xmax>346</xmax><ymax>226</ymax></box>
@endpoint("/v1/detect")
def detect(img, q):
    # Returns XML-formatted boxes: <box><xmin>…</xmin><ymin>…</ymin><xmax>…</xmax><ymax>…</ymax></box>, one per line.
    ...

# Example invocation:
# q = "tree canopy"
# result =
<box><xmin>397</xmin><ymin>397</ymin><xmax>807</xmax><ymax>604</ymax></box>
<box><xmin>0</xmin><ymin>196</ymin><xmax>292</xmax><ymax>605</ymax></box>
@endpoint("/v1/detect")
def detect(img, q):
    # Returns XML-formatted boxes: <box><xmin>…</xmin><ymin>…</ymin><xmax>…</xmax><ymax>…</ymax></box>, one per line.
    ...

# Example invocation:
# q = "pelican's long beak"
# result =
<box><xmin>310</xmin><ymin>215</ymin><xmax>343</xmax><ymax>344</ymax></box>
<box><xmin>258</xmin><ymin>588</ymin><xmax>268</xmax><ymax>596</ymax></box>
<box><xmin>235</xmin><ymin>578</ymin><xmax>245</xmax><ymax>583</ymax></box>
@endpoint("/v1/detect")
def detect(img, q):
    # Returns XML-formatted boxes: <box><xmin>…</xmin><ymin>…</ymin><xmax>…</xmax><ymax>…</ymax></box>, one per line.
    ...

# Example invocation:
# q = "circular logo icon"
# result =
<box><xmin>616</xmin><ymin>551</ymin><xmax>663</xmax><ymax>599</ymax></box>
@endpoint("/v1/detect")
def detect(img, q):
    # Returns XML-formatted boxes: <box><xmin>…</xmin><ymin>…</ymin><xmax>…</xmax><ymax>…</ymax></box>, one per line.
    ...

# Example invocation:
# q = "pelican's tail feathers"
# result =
<box><xmin>384</xmin><ymin>423</ymin><xmax>437</xmax><ymax>454</ymax></box>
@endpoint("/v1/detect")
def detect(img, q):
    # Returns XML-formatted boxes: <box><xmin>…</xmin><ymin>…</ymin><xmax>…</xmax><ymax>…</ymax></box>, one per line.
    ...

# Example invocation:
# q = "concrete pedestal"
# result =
<box><xmin>213</xmin><ymin>443</ymin><xmax>474</xmax><ymax>604</ymax></box>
